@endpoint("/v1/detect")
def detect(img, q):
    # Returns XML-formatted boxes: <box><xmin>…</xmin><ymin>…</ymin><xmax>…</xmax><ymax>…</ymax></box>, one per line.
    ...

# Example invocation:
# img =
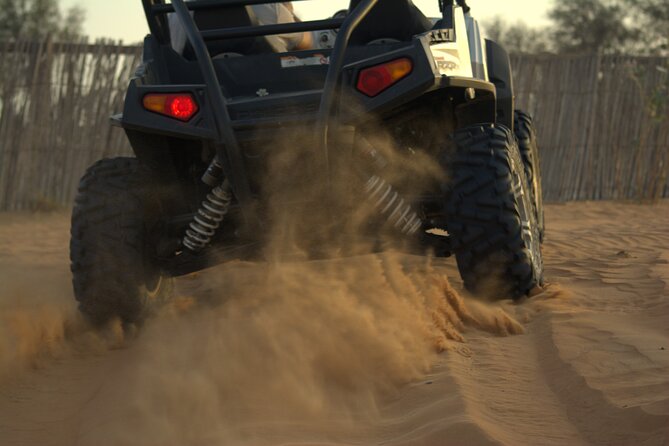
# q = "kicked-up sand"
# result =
<box><xmin>0</xmin><ymin>200</ymin><xmax>667</xmax><ymax>445</ymax></box>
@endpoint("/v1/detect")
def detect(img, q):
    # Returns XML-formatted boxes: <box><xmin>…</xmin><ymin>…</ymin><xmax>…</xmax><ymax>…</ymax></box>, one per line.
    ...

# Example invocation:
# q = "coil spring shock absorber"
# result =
<box><xmin>365</xmin><ymin>175</ymin><xmax>423</xmax><ymax>235</ymax></box>
<box><xmin>357</xmin><ymin>136</ymin><xmax>423</xmax><ymax>236</ymax></box>
<box><xmin>182</xmin><ymin>179</ymin><xmax>232</xmax><ymax>252</ymax></box>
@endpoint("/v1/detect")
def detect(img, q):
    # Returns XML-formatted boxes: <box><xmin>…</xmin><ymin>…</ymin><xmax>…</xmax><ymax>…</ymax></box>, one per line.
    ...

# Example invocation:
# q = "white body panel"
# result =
<box><xmin>429</xmin><ymin>8</ymin><xmax>473</xmax><ymax>78</ymax></box>
<box><xmin>313</xmin><ymin>7</ymin><xmax>491</xmax><ymax>83</ymax></box>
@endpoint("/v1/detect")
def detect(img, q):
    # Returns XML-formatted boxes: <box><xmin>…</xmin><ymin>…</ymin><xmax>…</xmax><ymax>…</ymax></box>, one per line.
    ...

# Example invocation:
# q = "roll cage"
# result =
<box><xmin>139</xmin><ymin>0</ymin><xmax>468</xmax><ymax>212</ymax></box>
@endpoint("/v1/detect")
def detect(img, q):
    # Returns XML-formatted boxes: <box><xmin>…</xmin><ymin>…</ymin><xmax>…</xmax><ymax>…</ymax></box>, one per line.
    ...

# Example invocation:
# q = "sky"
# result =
<box><xmin>61</xmin><ymin>0</ymin><xmax>553</xmax><ymax>44</ymax></box>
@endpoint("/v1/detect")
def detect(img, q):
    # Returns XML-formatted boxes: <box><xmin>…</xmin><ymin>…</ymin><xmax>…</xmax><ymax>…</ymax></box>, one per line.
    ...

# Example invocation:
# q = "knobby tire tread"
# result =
<box><xmin>444</xmin><ymin>124</ymin><xmax>543</xmax><ymax>298</ymax></box>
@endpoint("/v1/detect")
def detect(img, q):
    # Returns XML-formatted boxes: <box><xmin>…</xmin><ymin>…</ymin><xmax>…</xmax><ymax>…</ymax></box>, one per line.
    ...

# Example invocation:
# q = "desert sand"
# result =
<box><xmin>0</xmin><ymin>200</ymin><xmax>667</xmax><ymax>445</ymax></box>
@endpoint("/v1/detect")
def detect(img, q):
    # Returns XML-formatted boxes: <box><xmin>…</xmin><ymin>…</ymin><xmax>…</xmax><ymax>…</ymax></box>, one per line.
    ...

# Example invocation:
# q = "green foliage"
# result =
<box><xmin>60</xmin><ymin>5</ymin><xmax>86</xmax><ymax>41</ymax></box>
<box><xmin>548</xmin><ymin>0</ymin><xmax>668</xmax><ymax>55</ymax></box>
<box><xmin>0</xmin><ymin>0</ymin><xmax>24</xmax><ymax>38</ymax></box>
<box><xmin>0</xmin><ymin>0</ymin><xmax>85</xmax><ymax>41</ymax></box>
<box><xmin>483</xmin><ymin>0</ymin><xmax>667</xmax><ymax>56</ymax></box>
<box><xmin>483</xmin><ymin>16</ymin><xmax>552</xmax><ymax>54</ymax></box>
<box><xmin>548</xmin><ymin>0</ymin><xmax>632</xmax><ymax>54</ymax></box>
<box><xmin>627</xmin><ymin>0</ymin><xmax>669</xmax><ymax>55</ymax></box>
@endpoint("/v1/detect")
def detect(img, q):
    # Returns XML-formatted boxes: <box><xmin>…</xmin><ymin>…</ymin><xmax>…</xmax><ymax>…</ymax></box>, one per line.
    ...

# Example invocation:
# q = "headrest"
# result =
<box><xmin>182</xmin><ymin>5</ymin><xmax>280</xmax><ymax>59</ymax></box>
<box><xmin>347</xmin><ymin>0</ymin><xmax>433</xmax><ymax>45</ymax></box>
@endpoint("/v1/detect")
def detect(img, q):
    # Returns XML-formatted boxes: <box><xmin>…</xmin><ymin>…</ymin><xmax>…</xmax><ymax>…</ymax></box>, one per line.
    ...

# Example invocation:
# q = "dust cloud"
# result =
<box><xmin>71</xmin><ymin>128</ymin><xmax>523</xmax><ymax>445</ymax></box>
<box><xmin>76</xmin><ymin>253</ymin><xmax>521</xmax><ymax>445</ymax></box>
<box><xmin>0</xmin><ymin>269</ymin><xmax>128</xmax><ymax>384</ymax></box>
<box><xmin>0</xmin><ymin>214</ymin><xmax>127</xmax><ymax>385</ymax></box>
<box><xmin>0</xmin><ymin>296</ymin><xmax>73</xmax><ymax>382</ymax></box>
<box><xmin>0</xmin><ymin>128</ymin><xmax>525</xmax><ymax>445</ymax></box>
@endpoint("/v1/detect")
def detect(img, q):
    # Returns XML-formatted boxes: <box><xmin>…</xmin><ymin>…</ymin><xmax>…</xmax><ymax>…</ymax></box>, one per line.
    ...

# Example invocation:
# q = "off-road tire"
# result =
<box><xmin>444</xmin><ymin>124</ymin><xmax>544</xmax><ymax>298</ymax></box>
<box><xmin>70</xmin><ymin>157</ymin><xmax>173</xmax><ymax>326</ymax></box>
<box><xmin>514</xmin><ymin>110</ymin><xmax>545</xmax><ymax>241</ymax></box>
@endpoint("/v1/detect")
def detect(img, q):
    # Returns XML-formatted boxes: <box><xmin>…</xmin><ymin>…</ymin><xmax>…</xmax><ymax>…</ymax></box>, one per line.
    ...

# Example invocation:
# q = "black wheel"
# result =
<box><xmin>70</xmin><ymin>157</ymin><xmax>173</xmax><ymax>327</ymax></box>
<box><xmin>514</xmin><ymin>110</ymin><xmax>545</xmax><ymax>241</ymax></box>
<box><xmin>443</xmin><ymin>124</ymin><xmax>544</xmax><ymax>298</ymax></box>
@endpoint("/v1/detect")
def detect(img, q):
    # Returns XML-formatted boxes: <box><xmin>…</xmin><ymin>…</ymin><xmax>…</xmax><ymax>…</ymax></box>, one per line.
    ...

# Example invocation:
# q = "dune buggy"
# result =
<box><xmin>70</xmin><ymin>0</ymin><xmax>545</xmax><ymax>326</ymax></box>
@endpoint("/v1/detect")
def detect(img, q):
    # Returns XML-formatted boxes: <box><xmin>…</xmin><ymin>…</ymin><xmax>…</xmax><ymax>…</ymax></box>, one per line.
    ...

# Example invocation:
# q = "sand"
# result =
<box><xmin>0</xmin><ymin>200</ymin><xmax>667</xmax><ymax>445</ymax></box>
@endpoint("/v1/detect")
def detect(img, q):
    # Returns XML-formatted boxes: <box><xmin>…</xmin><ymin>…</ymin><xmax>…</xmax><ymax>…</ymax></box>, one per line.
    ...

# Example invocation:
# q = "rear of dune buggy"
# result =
<box><xmin>70</xmin><ymin>0</ymin><xmax>544</xmax><ymax>327</ymax></box>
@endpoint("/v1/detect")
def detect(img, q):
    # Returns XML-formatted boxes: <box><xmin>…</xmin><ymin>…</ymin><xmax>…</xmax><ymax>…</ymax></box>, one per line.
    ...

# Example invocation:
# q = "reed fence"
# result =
<box><xmin>0</xmin><ymin>40</ymin><xmax>667</xmax><ymax>210</ymax></box>
<box><xmin>512</xmin><ymin>53</ymin><xmax>669</xmax><ymax>202</ymax></box>
<box><xmin>0</xmin><ymin>40</ymin><xmax>140</xmax><ymax>211</ymax></box>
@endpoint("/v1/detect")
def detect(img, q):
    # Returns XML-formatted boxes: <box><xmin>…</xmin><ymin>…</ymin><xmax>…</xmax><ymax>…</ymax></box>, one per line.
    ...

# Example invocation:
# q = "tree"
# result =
<box><xmin>0</xmin><ymin>0</ymin><xmax>25</xmax><ymax>39</ymax></box>
<box><xmin>0</xmin><ymin>0</ymin><xmax>85</xmax><ymax>41</ymax></box>
<box><xmin>60</xmin><ymin>5</ymin><xmax>86</xmax><ymax>41</ymax></box>
<box><xmin>627</xmin><ymin>0</ymin><xmax>669</xmax><ymax>55</ymax></box>
<box><xmin>548</xmin><ymin>0</ymin><xmax>633</xmax><ymax>54</ymax></box>
<box><xmin>483</xmin><ymin>0</ymin><xmax>667</xmax><ymax>56</ymax></box>
<box><xmin>483</xmin><ymin>16</ymin><xmax>552</xmax><ymax>54</ymax></box>
<box><xmin>547</xmin><ymin>0</ymin><xmax>667</xmax><ymax>56</ymax></box>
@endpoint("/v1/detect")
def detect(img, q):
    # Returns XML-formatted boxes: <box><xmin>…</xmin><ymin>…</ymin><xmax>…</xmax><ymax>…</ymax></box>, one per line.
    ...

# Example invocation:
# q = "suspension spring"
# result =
<box><xmin>365</xmin><ymin>175</ymin><xmax>423</xmax><ymax>235</ymax></box>
<box><xmin>182</xmin><ymin>182</ymin><xmax>232</xmax><ymax>252</ymax></box>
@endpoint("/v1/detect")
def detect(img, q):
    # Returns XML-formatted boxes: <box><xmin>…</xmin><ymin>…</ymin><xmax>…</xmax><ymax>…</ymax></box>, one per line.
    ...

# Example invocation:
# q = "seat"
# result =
<box><xmin>348</xmin><ymin>0</ymin><xmax>433</xmax><ymax>45</ymax></box>
<box><xmin>181</xmin><ymin>6</ymin><xmax>282</xmax><ymax>59</ymax></box>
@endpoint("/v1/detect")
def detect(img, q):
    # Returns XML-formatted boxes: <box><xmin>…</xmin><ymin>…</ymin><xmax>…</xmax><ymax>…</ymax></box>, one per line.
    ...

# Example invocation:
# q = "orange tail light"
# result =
<box><xmin>356</xmin><ymin>58</ymin><xmax>413</xmax><ymax>97</ymax></box>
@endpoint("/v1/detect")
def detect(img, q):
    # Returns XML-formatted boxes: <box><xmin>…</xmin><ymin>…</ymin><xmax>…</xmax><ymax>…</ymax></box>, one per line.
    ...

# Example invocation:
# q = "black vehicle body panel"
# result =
<box><xmin>485</xmin><ymin>38</ymin><xmax>514</xmax><ymax>131</ymax></box>
<box><xmin>121</xmin><ymin>37</ymin><xmax>496</xmax><ymax>140</ymax></box>
<box><xmin>118</xmin><ymin>0</ymin><xmax>511</xmax><ymax>276</ymax></box>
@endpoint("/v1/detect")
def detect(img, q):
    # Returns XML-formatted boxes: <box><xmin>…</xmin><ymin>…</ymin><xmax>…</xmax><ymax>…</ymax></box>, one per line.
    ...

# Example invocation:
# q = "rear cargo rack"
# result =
<box><xmin>142</xmin><ymin>0</ymin><xmax>379</xmax><ymax>212</ymax></box>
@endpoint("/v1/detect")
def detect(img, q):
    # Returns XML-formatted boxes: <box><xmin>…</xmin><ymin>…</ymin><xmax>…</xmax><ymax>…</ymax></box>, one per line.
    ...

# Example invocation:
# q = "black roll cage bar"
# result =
<box><xmin>139</xmin><ymin>0</ymin><xmax>461</xmax><ymax>215</ymax></box>
<box><xmin>141</xmin><ymin>0</ymin><xmax>383</xmax><ymax>212</ymax></box>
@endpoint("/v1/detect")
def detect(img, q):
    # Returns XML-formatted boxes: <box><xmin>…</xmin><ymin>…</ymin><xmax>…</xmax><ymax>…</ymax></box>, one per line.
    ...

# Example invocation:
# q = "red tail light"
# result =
<box><xmin>143</xmin><ymin>93</ymin><xmax>199</xmax><ymax>121</ymax></box>
<box><xmin>356</xmin><ymin>58</ymin><xmax>413</xmax><ymax>97</ymax></box>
